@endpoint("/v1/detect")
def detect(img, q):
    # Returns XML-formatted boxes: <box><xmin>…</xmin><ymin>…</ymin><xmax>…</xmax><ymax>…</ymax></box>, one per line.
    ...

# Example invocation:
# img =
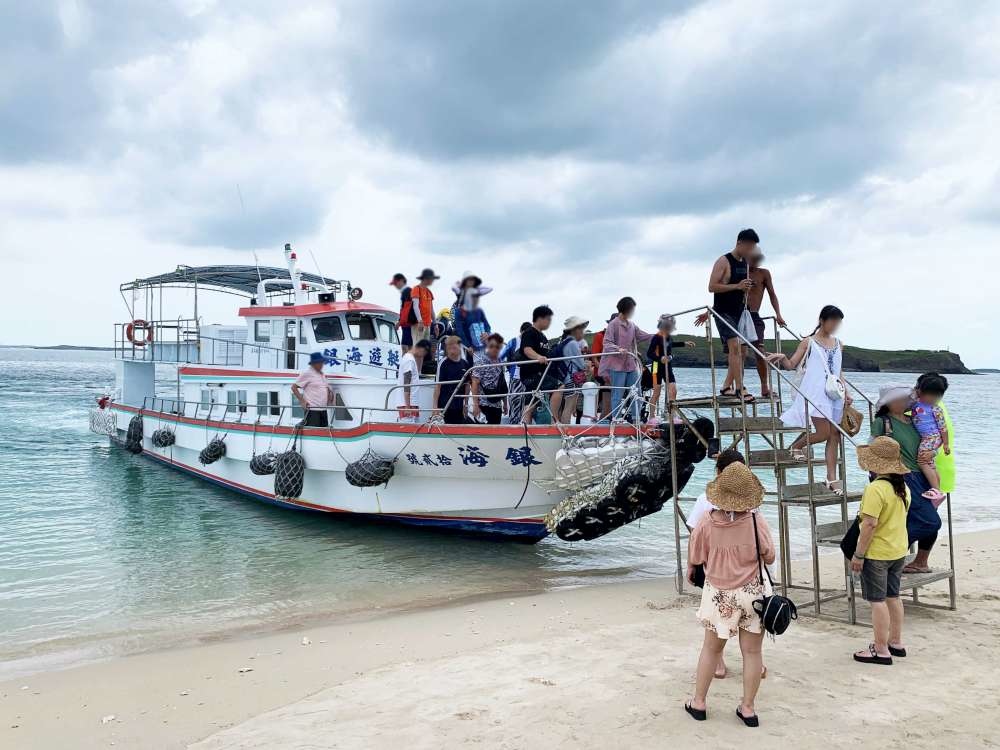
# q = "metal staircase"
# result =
<box><xmin>661</xmin><ymin>306</ymin><xmax>956</xmax><ymax>625</ymax></box>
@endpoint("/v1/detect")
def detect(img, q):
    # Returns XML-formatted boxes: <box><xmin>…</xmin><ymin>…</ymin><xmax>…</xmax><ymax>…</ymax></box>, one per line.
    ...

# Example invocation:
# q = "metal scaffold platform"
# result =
<box><xmin>660</xmin><ymin>306</ymin><xmax>957</xmax><ymax>625</ymax></box>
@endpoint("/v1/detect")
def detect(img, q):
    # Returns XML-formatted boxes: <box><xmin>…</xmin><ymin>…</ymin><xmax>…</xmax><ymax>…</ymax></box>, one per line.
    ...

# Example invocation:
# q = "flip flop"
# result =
<box><xmin>903</xmin><ymin>565</ymin><xmax>932</xmax><ymax>574</ymax></box>
<box><xmin>685</xmin><ymin>702</ymin><xmax>707</xmax><ymax>722</ymax></box>
<box><xmin>853</xmin><ymin>643</ymin><xmax>892</xmax><ymax>666</ymax></box>
<box><xmin>889</xmin><ymin>645</ymin><xmax>907</xmax><ymax>658</ymax></box>
<box><xmin>736</xmin><ymin>706</ymin><xmax>759</xmax><ymax>728</ymax></box>
<box><xmin>741</xmin><ymin>391</ymin><xmax>756</xmax><ymax>403</ymax></box>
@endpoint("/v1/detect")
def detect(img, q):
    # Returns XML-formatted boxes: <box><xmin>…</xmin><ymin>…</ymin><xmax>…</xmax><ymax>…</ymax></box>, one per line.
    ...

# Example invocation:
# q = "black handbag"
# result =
<box><xmin>751</xmin><ymin>514</ymin><xmax>797</xmax><ymax>636</ymax></box>
<box><xmin>690</xmin><ymin>563</ymin><xmax>706</xmax><ymax>589</ymax></box>
<box><xmin>840</xmin><ymin>516</ymin><xmax>861</xmax><ymax>560</ymax></box>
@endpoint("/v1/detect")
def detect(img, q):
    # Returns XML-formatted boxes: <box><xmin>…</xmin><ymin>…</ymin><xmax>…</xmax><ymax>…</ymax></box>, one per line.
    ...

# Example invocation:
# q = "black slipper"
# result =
<box><xmin>853</xmin><ymin>644</ymin><xmax>893</xmax><ymax>665</ymax></box>
<box><xmin>889</xmin><ymin>645</ymin><xmax>907</xmax><ymax>658</ymax></box>
<box><xmin>685</xmin><ymin>702</ymin><xmax>707</xmax><ymax>722</ymax></box>
<box><xmin>736</xmin><ymin>706</ymin><xmax>759</xmax><ymax>728</ymax></box>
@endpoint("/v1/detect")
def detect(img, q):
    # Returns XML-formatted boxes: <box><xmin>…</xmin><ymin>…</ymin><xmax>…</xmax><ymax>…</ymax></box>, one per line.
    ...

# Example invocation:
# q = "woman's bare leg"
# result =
<box><xmin>791</xmin><ymin>417</ymin><xmax>830</xmax><ymax>451</ymax></box>
<box><xmin>649</xmin><ymin>383</ymin><xmax>661</xmax><ymax>420</ymax></box>
<box><xmin>825</xmin><ymin>429</ymin><xmax>841</xmax><ymax>482</ymax></box>
<box><xmin>690</xmin><ymin>629</ymin><xmax>727</xmax><ymax>711</ymax></box>
<box><xmin>738</xmin><ymin>629</ymin><xmax>765</xmax><ymax>718</ymax></box>
<box><xmin>561</xmin><ymin>393</ymin><xmax>579</xmax><ymax>424</ymax></box>
<box><xmin>549</xmin><ymin>387</ymin><xmax>564</xmax><ymax>423</ymax></box>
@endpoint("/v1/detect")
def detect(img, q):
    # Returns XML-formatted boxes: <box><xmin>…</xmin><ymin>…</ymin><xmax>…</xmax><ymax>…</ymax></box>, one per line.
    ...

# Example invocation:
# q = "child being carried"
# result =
<box><xmin>910</xmin><ymin>373</ymin><xmax>950</xmax><ymax>505</ymax></box>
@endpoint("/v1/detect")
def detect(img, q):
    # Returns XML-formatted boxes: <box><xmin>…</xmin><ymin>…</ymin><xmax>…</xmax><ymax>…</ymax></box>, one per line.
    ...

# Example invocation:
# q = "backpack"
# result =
<box><xmin>548</xmin><ymin>336</ymin><xmax>573</xmax><ymax>382</ymax></box>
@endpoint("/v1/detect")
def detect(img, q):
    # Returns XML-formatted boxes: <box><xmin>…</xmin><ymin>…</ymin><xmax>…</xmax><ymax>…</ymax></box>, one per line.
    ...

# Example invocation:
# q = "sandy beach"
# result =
<box><xmin>2</xmin><ymin>528</ymin><xmax>998</xmax><ymax>750</ymax></box>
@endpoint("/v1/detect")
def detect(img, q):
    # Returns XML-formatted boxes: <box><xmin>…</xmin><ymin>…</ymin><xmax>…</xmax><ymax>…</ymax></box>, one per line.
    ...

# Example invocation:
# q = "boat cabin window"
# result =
<box><xmin>256</xmin><ymin>391</ymin><xmax>280</xmax><ymax>417</ymax></box>
<box><xmin>312</xmin><ymin>316</ymin><xmax>345</xmax><ymax>342</ymax></box>
<box><xmin>226</xmin><ymin>390</ymin><xmax>248</xmax><ymax>414</ymax></box>
<box><xmin>254</xmin><ymin>320</ymin><xmax>270</xmax><ymax>343</ymax></box>
<box><xmin>346</xmin><ymin>313</ymin><xmax>376</xmax><ymax>340</ymax></box>
<box><xmin>376</xmin><ymin>318</ymin><xmax>399</xmax><ymax>344</ymax></box>
<box><xmin>200</xmin><ymin>389</ymin><xmax>217</xmax><ymax>408</ymax></box>
<box><xmin>298</xmin><ymin>321</ymin><xmax>307</xmax><ymax>345</ymax></box>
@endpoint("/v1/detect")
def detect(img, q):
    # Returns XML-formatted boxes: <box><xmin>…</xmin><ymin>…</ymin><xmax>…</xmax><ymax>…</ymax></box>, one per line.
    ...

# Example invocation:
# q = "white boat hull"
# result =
<box><xmin>107</xmin><ymin>404</ymin><xmax>642</xmax><ymax>541</ymax></box>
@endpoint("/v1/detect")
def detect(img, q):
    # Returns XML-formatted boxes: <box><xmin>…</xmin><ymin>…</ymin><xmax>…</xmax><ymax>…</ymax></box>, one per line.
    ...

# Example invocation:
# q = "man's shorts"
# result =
<box><xmin>717</xmin><ymin>310</ymin><xmax>742</xmax><ymax>352</ymax></box>
<box><xmin>400</xmin><ymin>326</ymin><xmax>413</xmax><ymax>347</ymax></box>
<box><xmin>750</xmin><ymin>311</ymin><xmax>766</xmax><ymax>346</ymax></box>
<box><xmin>860</xmin><ymin>557</ymin><xmax>906</xmax><ymax>602</ymax></box>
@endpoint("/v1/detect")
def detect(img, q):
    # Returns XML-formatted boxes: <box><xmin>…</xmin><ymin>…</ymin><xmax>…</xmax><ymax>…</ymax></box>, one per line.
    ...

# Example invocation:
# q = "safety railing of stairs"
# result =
<box><xmin>662</xmin><ymin>306</ymin><xmax>956</xmax><ymax>625</ymax></box>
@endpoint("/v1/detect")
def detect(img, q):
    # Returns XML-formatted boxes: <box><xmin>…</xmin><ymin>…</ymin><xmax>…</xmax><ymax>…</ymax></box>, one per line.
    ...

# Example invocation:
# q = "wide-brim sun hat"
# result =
<box><xmin>875</xmin><ymin>384</ymin><xmax>914</xmax><ymax>413</ymax></box>
<box><xmin>706</xmin><ymin>463</ymin><xmax>765</xmax><ymax>513</ymax></box>
<box><xmin>563</xmin><ymin>315</ymin><xmax>589</xmax><ymax>331</ymax></box>
<box><xmin>417</xmin><ymin>268</ymin><xmax>440</xmax><ymax>280</ymax></box>
<box><xmin>459</xmin><ymin>270</ymin><xmax>482</xmax><ymax>286</ymax></box>
<box><xmin>857</xmin><ymin>436</ymin><xmax>910</xmax><ymax>475</ymax></box>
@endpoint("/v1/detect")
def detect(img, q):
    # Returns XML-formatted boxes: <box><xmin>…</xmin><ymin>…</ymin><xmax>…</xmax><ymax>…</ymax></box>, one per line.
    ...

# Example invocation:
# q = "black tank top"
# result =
<box><xmin>713</xmin><ymin>252</ymin><xmax>748</xmax><ymax>317</ymax></box>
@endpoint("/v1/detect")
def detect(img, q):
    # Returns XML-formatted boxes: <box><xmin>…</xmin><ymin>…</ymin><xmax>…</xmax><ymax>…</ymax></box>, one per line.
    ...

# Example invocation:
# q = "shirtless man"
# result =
<box><xmin>746</xmin><ymin>250</ymin><xmax>786</xmax><ymax>398</ymax></box>
<box><xmin>697</xmin><ymin>228</ymin><xmax>758</xmax><ymax>402</ymax></box>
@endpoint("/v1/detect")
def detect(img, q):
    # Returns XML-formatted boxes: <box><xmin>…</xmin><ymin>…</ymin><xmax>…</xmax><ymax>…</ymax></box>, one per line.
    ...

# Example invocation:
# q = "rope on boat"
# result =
<box><xmin>249</xmin><ymin>418</ymin><xmax>277</xmax><ymax>476</ymax></box>
<box><xmin>89</xmin><ymin>408</ymin><xmax>117</xmax><ymax>437</ymax></box>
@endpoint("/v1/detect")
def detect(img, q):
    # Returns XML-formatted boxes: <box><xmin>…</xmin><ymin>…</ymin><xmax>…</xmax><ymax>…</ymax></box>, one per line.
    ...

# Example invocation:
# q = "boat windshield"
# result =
<box><xmin>312</xmin><ymin>316</ymin><xmax>346</xmax><ymax>342</ymax></box>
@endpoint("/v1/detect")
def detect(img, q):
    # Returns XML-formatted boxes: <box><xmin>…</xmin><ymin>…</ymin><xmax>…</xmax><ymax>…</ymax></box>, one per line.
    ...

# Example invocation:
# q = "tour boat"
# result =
<box><xmin>90</xmin><ymin>245</ymin><xmax>695</xmax><ymax>542</ymax></box>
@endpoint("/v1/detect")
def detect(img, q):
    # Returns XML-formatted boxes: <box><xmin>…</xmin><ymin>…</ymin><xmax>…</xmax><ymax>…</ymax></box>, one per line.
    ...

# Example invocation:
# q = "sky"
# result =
<box><xmin>1</xmin><ymin>1</ymin><xmax>998</xmax><ymax>366</ymax></box>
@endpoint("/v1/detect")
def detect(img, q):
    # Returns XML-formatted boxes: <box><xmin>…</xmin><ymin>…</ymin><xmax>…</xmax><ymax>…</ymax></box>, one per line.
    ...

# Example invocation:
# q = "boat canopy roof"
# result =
<box><xmin>121</xmin><ymin>265</ymin><xmax>337</xmax><ymax>297</ymax></box>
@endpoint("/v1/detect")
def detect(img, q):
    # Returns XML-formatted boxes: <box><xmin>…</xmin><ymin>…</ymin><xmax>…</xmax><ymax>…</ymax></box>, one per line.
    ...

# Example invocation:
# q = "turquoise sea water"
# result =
<box><xmin>1</xmin><ymin>347</ymin><xmax>996</xmax><ymax>679</ymax></box>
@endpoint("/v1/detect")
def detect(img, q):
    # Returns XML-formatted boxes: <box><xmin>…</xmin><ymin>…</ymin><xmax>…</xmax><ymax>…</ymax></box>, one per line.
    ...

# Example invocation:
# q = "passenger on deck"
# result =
<box><xmin>454</xmin><ymin>285</ymin><xmax>492</xmax><ymax>359</ymax></box>
<box><xmin>433</xmin><ymin>336</ymin><xmax>471</xmax><ymax>424</ymax></box>
<box><xmin>767</xmin><ymin>305</ymin><xmax>852</xmax><ymax>496</ymax></box>
<box><xmin>549</xmin><ymin>315</ymin><xmax>589</xmax><ymax>424</ymax></box>
<box><xmin>291</xmin><ymin>352</ymin><xmax>333</xmax><ymax>427</ymax></box>
<box><xmin>518</xmin><ymin>305</ymin><xmax>557</xmax><ymax>424</ymax></box>
<box><xmin>500</xmin><ymin>322</ymin><xmax>531</xmax><ymax>425</ymax></box>
<box><xmin>410</xmin><ymin>268</ymin><xmax>439</xmax><ymax>345</ymax></box>
<box><xmin>390</xmin><ymin>273</ymin><xmax>413</xmax><ymax>353</ymax></box>
<box><xmin>646</xmin><ymin>314</ymin><xmax>695</xmax><ymax>419</ymax></box>
<box><xmin>746</xmin><ymin>250</ymin><xmax>786</xmax><ymax>398</ymax></box>
<box><xmin>598</xmin><ymin>297</ymin><xmax>653</xmax><ymax>423</ymax></box>
<box><xmin>591</xmin><ymin>314</ymin><xmax>615</xmax><ymax>419</ymax></box>
<box><xmin>395</xmin><ymin>339</ymin><xmax>431</xmax><ymax>422</ymax></box>
<box><xmin>685</xmin><ymin>462</ymin><xmax>774</xmax><ymax>727</ymax></box>
<box><xmin>470</xmin><ymin>334</ymin><xmax>508</xmax><ymax>424</ymax></box>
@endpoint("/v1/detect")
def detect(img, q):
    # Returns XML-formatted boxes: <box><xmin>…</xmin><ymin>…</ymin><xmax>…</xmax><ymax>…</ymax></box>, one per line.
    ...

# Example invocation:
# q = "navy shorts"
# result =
<box><xmin>400</xmin><ymin>326</ymin><xmax>413</xmax><ymax>346</ymax></box>
<box><xmin>860</xmin><ymin>557</ymin><xmax>905</xmax><ymax>602</ymax></box>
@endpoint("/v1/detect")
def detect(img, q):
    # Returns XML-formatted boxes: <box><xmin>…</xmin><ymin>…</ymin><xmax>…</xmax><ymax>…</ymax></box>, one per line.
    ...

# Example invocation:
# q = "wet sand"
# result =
<box><xmin>1</xmin><ymin>529</ymin><xmax>996</xmax><ymax>749</ymax></box>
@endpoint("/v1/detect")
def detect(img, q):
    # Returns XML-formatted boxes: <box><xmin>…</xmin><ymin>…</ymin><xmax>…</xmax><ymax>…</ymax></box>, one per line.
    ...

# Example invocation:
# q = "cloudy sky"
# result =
<box><xmin>2</xmin><ymin>1</ymin><xmax>998</xmax><ymax>366</ymax></box>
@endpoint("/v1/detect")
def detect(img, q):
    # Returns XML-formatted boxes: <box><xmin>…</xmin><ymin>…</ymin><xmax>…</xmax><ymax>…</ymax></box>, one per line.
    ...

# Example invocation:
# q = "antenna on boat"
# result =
<box><xmin>308</xmin><ymin>249</ymin><xmax>331</xmax><ymax>292</ymax></box>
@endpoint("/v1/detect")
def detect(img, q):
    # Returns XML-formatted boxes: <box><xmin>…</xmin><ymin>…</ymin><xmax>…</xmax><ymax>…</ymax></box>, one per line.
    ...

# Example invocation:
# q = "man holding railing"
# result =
<box><xmin>292</xmin><ymin>352</ymin><xmax>333</xmax><ymax>427</ymax></box>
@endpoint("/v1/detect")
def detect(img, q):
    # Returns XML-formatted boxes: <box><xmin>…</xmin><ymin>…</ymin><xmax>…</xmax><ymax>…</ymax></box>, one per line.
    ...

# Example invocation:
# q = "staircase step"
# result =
<box><xmin>718</xmin><ymin>416</ymin><xmax>802</xmax><ymax>433</ymax></box>
<box><xmin>749</xmin><ymin>449</ymin><xmax>813</xmax><ymax>468</ymax></box>
<box><xmin>781</xmin><ymin>482</ymin><xmax>862</xmax><ymax>505</ymax></box>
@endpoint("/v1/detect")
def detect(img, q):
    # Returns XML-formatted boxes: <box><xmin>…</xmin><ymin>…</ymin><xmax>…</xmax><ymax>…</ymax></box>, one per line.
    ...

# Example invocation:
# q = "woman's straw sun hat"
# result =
<box><xmin>706</xmin><ymin>463</ymin><xmax>765</xmax><ymax>513</ymax></box>
<box><xmin>857</xmin><ymin>436</ymin><xmax>910</xmax><ymax>475</ymax></box>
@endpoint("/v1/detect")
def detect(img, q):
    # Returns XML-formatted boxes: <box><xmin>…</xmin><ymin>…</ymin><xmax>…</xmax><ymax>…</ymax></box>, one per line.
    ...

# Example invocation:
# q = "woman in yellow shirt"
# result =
<box><xmin>850</xmin><ymin>436</ymin><xmax>911</xmax><ymax>666</ymax></box>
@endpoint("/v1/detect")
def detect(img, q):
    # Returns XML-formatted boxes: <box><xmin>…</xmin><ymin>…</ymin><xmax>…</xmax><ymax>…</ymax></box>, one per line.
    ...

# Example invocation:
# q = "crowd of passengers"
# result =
<box><xmin>387</xmin><ymin>266</ymin><xmax>694</xmax><ymax>426</ymax></box>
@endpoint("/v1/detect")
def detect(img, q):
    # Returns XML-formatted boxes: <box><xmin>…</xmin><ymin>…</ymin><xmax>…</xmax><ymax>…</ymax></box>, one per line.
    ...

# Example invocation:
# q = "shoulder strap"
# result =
<box><xmin>751</xmin><ymin>514</ymin><xmax>774</xmax><ymax>588</ymax></box>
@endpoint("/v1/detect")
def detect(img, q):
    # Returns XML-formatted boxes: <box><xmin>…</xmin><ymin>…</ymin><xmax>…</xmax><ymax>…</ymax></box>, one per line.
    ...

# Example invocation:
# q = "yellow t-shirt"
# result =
<box><xmin>858</xmin><ymin>479</ymin><xmax>911</xmax><ymax>560</ymax></box>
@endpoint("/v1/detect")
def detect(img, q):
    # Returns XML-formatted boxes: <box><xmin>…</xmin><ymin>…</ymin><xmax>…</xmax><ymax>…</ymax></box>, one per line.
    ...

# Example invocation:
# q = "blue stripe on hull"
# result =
<box><xmin>136</xmin><ymin>446</ymin><xmax>550</xmax><ymax>543</ymax></box>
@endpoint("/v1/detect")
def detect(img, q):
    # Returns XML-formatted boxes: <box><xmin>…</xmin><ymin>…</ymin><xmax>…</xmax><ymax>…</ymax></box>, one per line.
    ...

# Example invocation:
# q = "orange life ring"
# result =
<box><xmin>126</xmin><ymin>319</ymin><xmax>154</xmax><ymax>346</ymax></box>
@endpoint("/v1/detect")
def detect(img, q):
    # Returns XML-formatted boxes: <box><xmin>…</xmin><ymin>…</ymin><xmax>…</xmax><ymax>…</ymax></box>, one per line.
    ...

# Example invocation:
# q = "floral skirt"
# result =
<box><xmin>697</xmin><ymin>577</ymin><xmax>772</xmax><ymax>639</ymax></box>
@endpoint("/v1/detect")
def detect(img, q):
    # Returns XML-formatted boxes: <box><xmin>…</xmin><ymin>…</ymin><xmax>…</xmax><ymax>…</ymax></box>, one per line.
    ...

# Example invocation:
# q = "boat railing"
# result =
<box><xmin>114</xmin><ymin>318</ymin><xmax>399</xmax><ymax>379</ymax></box>
<box><xmin>382</xmin><ymin>348</ymin><xmax>647</xmax><ymax>425</ymax></box>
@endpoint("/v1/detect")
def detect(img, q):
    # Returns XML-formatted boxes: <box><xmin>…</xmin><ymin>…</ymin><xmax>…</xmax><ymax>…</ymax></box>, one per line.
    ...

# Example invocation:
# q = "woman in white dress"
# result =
<box><xmin>767</xmin><ymin>306</ymin><xmax>852</xmax><ymax>494</ymax></box>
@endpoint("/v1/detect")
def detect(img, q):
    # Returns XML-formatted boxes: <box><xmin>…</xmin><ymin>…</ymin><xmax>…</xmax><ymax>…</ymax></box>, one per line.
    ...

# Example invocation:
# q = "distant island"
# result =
<box><xmin>666</xmin><ymin>335</ymin><xmax>973</xmax><ymax>374</ymax></box>
<box><xmin>1</xmin><ymin>341</ymin><xmax>975</xmax><ymax>374</ymax></box>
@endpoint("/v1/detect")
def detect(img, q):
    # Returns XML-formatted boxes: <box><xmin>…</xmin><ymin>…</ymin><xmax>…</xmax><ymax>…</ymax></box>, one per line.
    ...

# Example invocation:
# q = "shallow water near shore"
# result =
<box><xmin>1</xmin><ymin>347</ymin><xmax>996</xmax><ymax>678</ymax></box>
